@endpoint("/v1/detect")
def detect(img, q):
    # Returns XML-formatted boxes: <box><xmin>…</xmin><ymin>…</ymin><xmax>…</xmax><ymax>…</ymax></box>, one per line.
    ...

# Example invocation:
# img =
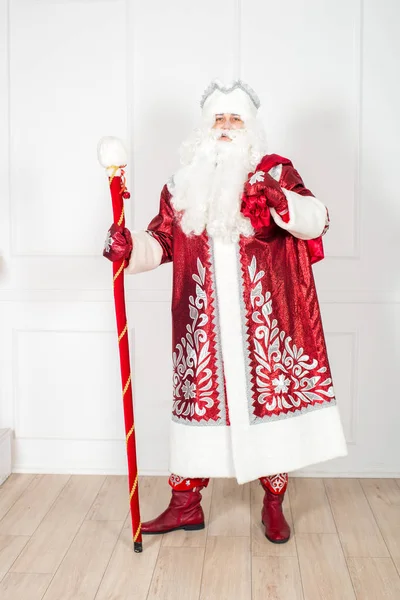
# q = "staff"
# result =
<box><xmin>98</xmin><ymin>137</ymin><xmax>142</xmax><ymax>553</ymax></box>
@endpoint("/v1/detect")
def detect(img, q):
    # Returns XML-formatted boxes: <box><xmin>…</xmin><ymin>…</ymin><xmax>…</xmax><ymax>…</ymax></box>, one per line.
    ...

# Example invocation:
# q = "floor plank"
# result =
<box><xmin>0</xmin><ymin>475</ymin><xmax>70</xmax><ymax>537</ymax></box>
<box><xmin>147</xmin><ymin>547</ymin><xmax>204</xmax><ymax>600</ymax></box>
<box><xmin>296</xmin><ymin>533</ymin><xmax>356</xmax><ymax>600</ymax></box>
<box><xmin>324</xmin><ymin>478</ymin><xmax>389</xmax><ymax>557</ymax></box>
<box><xmin>95</xmin><ymin>476</ymin><xmax>167</xmax><ymax>600</ymax></box>
<box><xmin>208</xmin><ymin>478</ymin><xmax>250</xmax><ymax>537</ymax></box>
<box><xmin>0</xmin><ymin>572</ymin><xmax>51</xmax><ymax>600</ymax></box>
<box><xmin>200</xmin><ymin>536</ymin><xmax>251</xmax><ymax>600</ymax></box>
<box><xmin>162</xmin><ymin>480</ymin><xmax>214</xmax><ymax>548</ymax></box>
<box><xmin>290</xmin><ymin>478</ymin><xmax>336</xmax><ymax>534</ymax></box>
<box><xmin>0</xmin><ymin>474</ymin><xmax>35</xmax><ymax>521</ymax></box>
<box><xmin>86</xmin><ymin>476</ymin><xmax>130</xmax><ymax>522</ymax></box>
<box><xmin>1</xmin><ymin>475</ymin><xmax>398</xmax><ymax>600</ymax></box>
<box><xmin>0</xmin><ymin>535</ymin><xmax>30</xmax><ymax>582</ymax></box>
<box><xmin>251</xmin><ymin>480</ymin><xmax>297</xmax><ymax>558</ymax></box>
<box><xmin>95</xmin><ymin>524</ymin><xmax>161</xmax><ymax>600</ymax></box>
<box><xmin>11</xmin><ymin>475</ymin><xmax>105</xmax><ymax>574</ymax></box>
<box><xmin>42</xmin><ymin>520</ymin><xmax>122</xmax><ymax>600</ymax></box>
<box><xmin>360</xmin><ymin>479</ymin><xmax>400</xmax><ymax>572</ymax></box>
<box><xmin>252</xmin><ymin>556</ymin><xmax>304</xmax><ymax>600</ymax></box>
<box><xmin>347</xmin><ymin>557</ymin><xmax>400</xmax><ymax>599</ymax></box>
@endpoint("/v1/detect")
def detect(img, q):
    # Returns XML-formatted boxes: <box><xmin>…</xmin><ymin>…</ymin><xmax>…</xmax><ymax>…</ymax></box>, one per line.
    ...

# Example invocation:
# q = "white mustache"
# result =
<box><xmin>209</xmin><ymin>128</ymin><xmax>246</xmax><ymax>141</ymax></box>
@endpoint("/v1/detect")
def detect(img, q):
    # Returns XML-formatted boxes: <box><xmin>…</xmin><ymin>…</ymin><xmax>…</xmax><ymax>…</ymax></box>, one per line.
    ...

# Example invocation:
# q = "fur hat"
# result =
<box><xmin>201</xmin><ymin>79</ymin><xmax>260</xmax><ymax>123</ymax></box>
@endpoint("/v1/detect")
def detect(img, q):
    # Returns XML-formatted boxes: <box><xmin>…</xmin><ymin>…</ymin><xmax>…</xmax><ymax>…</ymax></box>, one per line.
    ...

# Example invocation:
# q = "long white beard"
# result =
<box><xmin>171</xmin><ymin>121</ymin><xmax>267</xmax><ymax>243</ymax></box>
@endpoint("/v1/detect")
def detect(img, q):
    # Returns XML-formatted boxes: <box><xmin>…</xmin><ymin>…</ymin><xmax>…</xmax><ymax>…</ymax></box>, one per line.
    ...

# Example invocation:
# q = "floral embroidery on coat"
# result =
<box><xmin>172</xmin><ymin>258</ymin><xmax>220</xmax><ymax>421</ymax></box>
<box><xmin>247</xmin><ymin>256</ymin><xmax>335</xmax><ymax>420</ymax></box>
<box><xmin>249</xmin><ymin>170</ymin><xmax>265</xmax><ymax>185</ymax></box>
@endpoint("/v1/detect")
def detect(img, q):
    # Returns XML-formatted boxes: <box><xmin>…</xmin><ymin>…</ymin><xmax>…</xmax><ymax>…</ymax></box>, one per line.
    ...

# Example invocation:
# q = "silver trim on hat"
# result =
<box><xmin>200</xmin><ymin>79</ymin><xmax>261</xmax><ymax>110</ymax></box>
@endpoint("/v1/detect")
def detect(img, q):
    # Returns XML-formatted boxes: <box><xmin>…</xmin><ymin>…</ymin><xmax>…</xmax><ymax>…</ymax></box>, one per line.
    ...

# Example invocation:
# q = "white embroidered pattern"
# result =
<box><xmin>182</xmin><ymin>380</ymin><xmax>196</xmax><ymax>400</ymax></box>
<box><xmin>248</xmin><ymin>256</ymin><xmax>335</xmax><ymax>415</ymax></box>
<box><xmin>268</xmin><ymin>164</ymin><xmax>283</xmax><ymax>182</ymax></box>
<box><xmin>169</xmin><ymin>474</ymin><xmax>185</xmax><ymax>487</ymax></box>
<box><xmin>249</xmin><ymin>170</ymin><xmax>265</xmax><ymax>185</ymax></box>
<box><xmin>172</xmin><ymin>258</ymin><xmax>216</xmax><ymax>419</ymax></box>
<box><xmin>104</xmin><ymin>230</ymin><xmax>113</xmax><ymax>253</ymax></box>
<box><xmin>272</xmin><ymin>374</ymin><xmax>290</xmax><ymax>394</ymax></box>
<box><xmin>263</xmin><ymin>473</ymin><xmax>288</xmax><ymax>494</ymax></box>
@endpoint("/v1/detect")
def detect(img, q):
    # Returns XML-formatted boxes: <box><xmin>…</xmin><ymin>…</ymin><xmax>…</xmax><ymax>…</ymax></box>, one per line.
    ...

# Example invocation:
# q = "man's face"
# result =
<box><xmin>212</xmin><ymin>113</ymin><xmax>245</xmax><ymax>141</ymax></box>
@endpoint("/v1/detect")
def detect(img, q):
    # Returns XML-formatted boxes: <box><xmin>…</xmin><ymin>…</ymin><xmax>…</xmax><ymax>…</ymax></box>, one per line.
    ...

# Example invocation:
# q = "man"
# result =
<box><xmin>103</xmin><ymin>80</ymin><xmax>347</xmax><ymax>544</ymax></box>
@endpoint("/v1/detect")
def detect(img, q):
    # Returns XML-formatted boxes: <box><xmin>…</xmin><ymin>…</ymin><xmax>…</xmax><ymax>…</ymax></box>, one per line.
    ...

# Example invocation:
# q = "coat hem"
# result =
<box><xmin>169</xmin><ymin>405</ymin><xmax>348</xmax><ymax>484</ymax></box>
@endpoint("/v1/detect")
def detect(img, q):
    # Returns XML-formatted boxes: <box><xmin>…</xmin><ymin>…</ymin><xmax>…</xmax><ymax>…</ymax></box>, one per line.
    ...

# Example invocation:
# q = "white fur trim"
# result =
<box><xmin>271</xmin><ymin>190</ymin><xmax>327</xmax><ymax>240</ymax></box>
<box><xmin>169</xmin><ymin>422</ymin><xmax>235</xmax><ymax>478</ymax></box>
<box><xmin>202</xmin><ymin>86</ymin><xmax>258</xmax><ymax>123</ymax></box>
<box><xmin>125</xmin><ymin>231</ymin><xmax>163</xmax><ymax>274</ymax></box>
<box><xmin>169</xmin><ymin>405</ymin><xmax>347</xmax><ymax>483</ymax></box>
<box><xmin>166</xmin><ymin>176</ymin><xmax>175</xmax><ymax>195</ymax></box>
<box><xmin>213</xmin><ymin>240</ymin><xmax>347</xmax><ymax>483</ymax></box>
<box><xmin>233</xmin><ymin>405</ymin><xmax>347</xmax><ymax>484</ymax></box>
<box><xmin>168</xmin><ymin>239</ymin><xmax>347</xmax><ymax>483</ymax></box>
<box><xmin>97</xmin><ymin>136</ymin><xmax>128</xmax><ymax>169</ymax></box>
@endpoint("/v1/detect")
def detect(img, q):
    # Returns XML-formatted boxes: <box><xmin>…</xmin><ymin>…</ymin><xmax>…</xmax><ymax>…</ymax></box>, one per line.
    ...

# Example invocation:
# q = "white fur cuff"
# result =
<box><xmin>271</xmin><ymin>189</ymin><xmax>327</xmax><ymax>240</ymax></box>
<box><xmin>125</xmin><ymin>231</ymin><xmax>163</xmax><ymax>274</ymax></box>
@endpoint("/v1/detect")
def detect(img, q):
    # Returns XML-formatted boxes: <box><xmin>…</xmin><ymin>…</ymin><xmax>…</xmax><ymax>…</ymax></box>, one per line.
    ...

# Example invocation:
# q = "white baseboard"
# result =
<box><xmin>11</xmin><ymin>467</ymin><xmax>400</xmax><ymax>479</ymax></box>
<box><xmin>0</xmin><ymin>429</ymin><xmax>12</xmax><ymax>485</ymax></box>
<box><xmin>10</xmin><ymin>439</ymin><xmax>400</xmax><ymax>479</ymax></box>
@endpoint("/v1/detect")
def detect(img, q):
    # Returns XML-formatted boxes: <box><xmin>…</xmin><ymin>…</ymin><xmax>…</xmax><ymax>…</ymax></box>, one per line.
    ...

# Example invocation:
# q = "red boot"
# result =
<box><xmin>141</xmin><ymin>487</ymin><xmax>205</xmax><ymax>535</ymax></box>
<box><xmin>260</xmin><ymin>481</ymin><xmax>290</xmax><ymax>544</ymax></box>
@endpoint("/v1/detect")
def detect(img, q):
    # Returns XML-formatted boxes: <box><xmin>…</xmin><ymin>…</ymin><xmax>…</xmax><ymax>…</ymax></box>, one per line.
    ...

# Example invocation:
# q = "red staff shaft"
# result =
<box><xmin>108</xmin><ymin>169</ymin><xmax>142</xmax><ymax>552</ymax></box>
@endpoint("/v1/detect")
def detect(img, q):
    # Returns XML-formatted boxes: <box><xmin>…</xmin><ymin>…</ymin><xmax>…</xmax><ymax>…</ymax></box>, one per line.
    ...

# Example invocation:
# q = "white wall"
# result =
<box><xmin>0</xmin><ymin>0</ymin><xmax>399</xmax><ymax>476</ymax></box>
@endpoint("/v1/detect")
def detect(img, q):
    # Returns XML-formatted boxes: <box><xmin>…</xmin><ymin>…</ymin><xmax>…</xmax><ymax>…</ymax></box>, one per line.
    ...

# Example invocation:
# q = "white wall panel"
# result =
<box><xmin>360</xmin><ymin>0</ymin><xmax>400</xmax><ymax>284</ymax></box>
<box><xmin>6</xmin><ymin>299</ymin><xmax>173</xmax><ymax>474</ymax></box>
<box><xmin>14</xmin><ymin>330</ymin><xmax>124</xmax><ymax>440</ymax></box>
<box><xmin>1</xmin><ymin>0</ymin><xmax>399</xmax><ymax>477</ymax></box>
<box><xmin>0</xmin><ymin>0</ymin><xmax>10</xmax><ymax>428</ymax></box>
<box><xmin>0</xmin><ymin>0</ymin><xmax>9</xmax><ymax>258</ymax></box>
<box><xmin>128</xmin><ymin>301</ymin><xmax>172</xmax><ymax>474</ymax></box>
<box><xmin>325</xmin><ymin>332</ymin><xmax>358</xmax><ymax>445</ymax></box>
<box><xmin>307</xmin><ymin>301</ymin><xmax>400</xmax><ymax>476</ymax></box>
<box><xmin>9</xmin><ymin>0</ymin><xmax>128</xmax><ymax>256</ymax></box>
<box><xmin>129</xmin><ymin>0</ymin><xmax>237</xmax><ymax>292</ymax></box>
<box><xmin>13</xmin><ymin>439</ymin><xmax>128</xmax><ymax>474</ymax></box>
<box><xmin>241</xmin><ymin>0</ymin><xmax>360</xmax><ymax>259</ymax></box>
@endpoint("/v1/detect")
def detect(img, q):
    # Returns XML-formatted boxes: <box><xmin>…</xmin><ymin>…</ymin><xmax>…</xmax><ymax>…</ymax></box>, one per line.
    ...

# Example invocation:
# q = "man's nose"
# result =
<box><xmin>224</xmin><ymin>120</ymin><xmax>232</xmax><ymax>129</ymax></box>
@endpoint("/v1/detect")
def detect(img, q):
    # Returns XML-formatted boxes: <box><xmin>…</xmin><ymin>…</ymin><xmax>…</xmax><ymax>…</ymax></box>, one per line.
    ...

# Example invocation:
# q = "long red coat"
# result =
<box><xmin>129</xmin><ymin>154</ymin><xmax>347</xmax><ymax>483</ymax></box>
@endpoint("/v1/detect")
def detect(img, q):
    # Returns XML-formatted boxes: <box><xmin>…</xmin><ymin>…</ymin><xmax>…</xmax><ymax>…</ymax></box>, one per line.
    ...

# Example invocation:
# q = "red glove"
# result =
<box><xmin>244</xmin><ymin>170</ymin><xmax>288</xmax><ymax>212</ymax></box>
<box><xmin>103</xmin><ymin>223</ymin><xmax>133</xmax><ymax>263</ymax></box>
<box><xmin>241</xmin><ymin>191</ymin><xmax>271</xmax><ymax>230</ymax></box>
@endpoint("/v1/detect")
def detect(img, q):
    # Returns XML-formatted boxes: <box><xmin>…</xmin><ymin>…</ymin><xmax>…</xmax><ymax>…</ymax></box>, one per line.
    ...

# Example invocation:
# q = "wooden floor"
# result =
<box><xmin>0</xmin><ymin>476</ymin><xmax>400</xmax><ymax>599</ymax></box>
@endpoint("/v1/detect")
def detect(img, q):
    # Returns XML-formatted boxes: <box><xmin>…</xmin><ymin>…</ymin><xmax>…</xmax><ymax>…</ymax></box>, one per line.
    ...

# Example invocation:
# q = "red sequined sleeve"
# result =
<box><xmin>146</xmin><ymin>184</ymin><xmax>174</xmax><ymax>264</ymax></box>
<box><xmin>279</xmin><ymin>164</ymin><xmax>314</xmax><ymax>198</ymax></box>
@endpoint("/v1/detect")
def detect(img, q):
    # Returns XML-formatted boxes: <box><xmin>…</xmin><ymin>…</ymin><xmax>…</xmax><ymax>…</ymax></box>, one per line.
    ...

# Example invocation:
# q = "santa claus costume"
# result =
<box><xmin>103</xmin><ymin>79</ymin><xmax>347</xmax><ymax>544</ymax></box>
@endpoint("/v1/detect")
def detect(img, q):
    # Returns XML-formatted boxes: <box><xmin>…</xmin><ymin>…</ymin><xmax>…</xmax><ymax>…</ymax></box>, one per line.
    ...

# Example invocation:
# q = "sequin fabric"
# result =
<box><xmin>146</xmin><ymin>154</ymin><xmax>334</xmax><ymax>426</ymax></box>
<box><xmin>147</xmin><ymin>187</ymin><xmax>226</xmax><ymax>425</ymax></box>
